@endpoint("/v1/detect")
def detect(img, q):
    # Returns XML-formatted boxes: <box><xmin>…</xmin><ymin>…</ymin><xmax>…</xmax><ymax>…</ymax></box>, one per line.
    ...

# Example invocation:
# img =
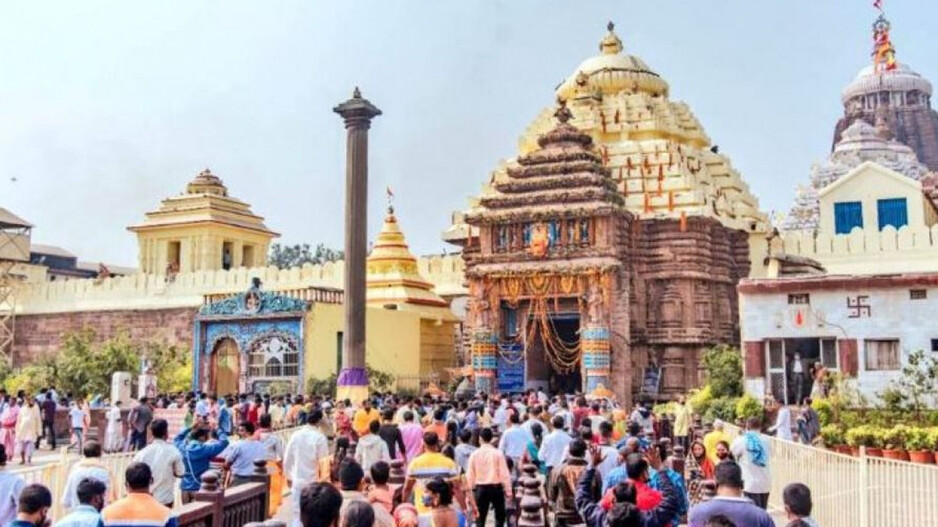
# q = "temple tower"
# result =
<box><xmin>464</xmin><ymin>100</ymin><xmax>633</xmax><ymax>398</ymax></box>
<box><xmin>334</xmin><ymin>88</ymin><xmax>381</xmax><ymax>402</ymax></box>
<box><xmin>832</xmin><ymin>6</ymin><xmax>938</xmax><ymax>171</ymax></box>
<box><xmin>451</xmin><ymin>23</ymin><xmax>763</xmax><ymax>401</ymax></box>
<box><xmin>128</xmin><ymin>169</ymin><xmax>278</xmax><ymax>275</ymax></box>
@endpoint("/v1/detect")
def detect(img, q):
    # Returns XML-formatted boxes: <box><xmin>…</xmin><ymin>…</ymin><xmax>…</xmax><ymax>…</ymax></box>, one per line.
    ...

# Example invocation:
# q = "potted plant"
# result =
<box><xmin>820</xmin><ymin>424</ymin><xmax>845</xmax><ymax>452</ymax></box>
<box><xmin>845</xmin><ymin>425</ymin><xmax>877</xmax><ymax>457</ymax></box>
<box><xmin>905</xmin><ymin>427</ymin><xmax>934</xmax><ymax>464</ymax></box>
<box><xmin>882</xmin><ymin>424</ymin><xmax>910</xmax><ymax>461</ymax></box>
<box><xmin>866</xmin><ymin>428</ymin><xmax>884</xmax><ymax>457</ymax></box>
<box><xmin>927</xmin><ymin>428</ymin><xmax>938</xmax><ymax>464</ymax></box>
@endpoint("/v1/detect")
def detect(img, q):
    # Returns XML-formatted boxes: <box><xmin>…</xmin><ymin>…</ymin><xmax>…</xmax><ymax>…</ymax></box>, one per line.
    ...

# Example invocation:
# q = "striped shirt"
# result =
<box><xmin>407</xmin><ymin>452</ymin><xmax>459</xmax><ymax>515</ymax></box>
<box><xmin>99</xmin><ymin>493</ymin><xmax>178</xmax><ymax>527</ymax></box>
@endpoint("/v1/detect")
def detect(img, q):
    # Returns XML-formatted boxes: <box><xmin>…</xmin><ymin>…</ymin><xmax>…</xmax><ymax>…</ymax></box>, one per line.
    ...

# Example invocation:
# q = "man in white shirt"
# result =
<box><xmin>283</xmin><ymin>408</ymin><xmax>330</xmax><ymax>527</ymax></box>
<box><xmin>730</xmin><ymin>418</ymin><xmax>772</xmax><ymax>509</ymax></box>
<box><xmin>537</xmin><ymin>416</ymin><xmax>572</xmax><ymax>475</ymax></box>
<box><xmin>62</xmin><ymin>441</ymin><xmax>113</xmax><ymax>510</ymax></box>
<box><xmin>132</xmin><ymin>419</ymin><xmax>184</xmax><ymax>508</ymax></box>
<box><xmin>768</xmin><ymin>401</ymin><xmax>793</xmax><ymax>441</ymax></box>
<box><xmin>520</xmin><ymin>406</ymin><xmax>544</xmax><ymax>438</ymax></box>
<box><xmin>498</xmin><ymin>413</ymin><xmax>534</xmax><ymax>471</ymax></box>
<box><xmin>67</xmin><ymin>401</ymin><xmax>89</xmax><ymax>453</ymax></box>
<box><xmin>492</xmin><ymin>398</ymin><xmax>509</xmax><ymax>433</ymax></box>
<box><xmin>594</xmin><ymin>421</ymin><xmax>619</xmax><ymax>482</ymax></box>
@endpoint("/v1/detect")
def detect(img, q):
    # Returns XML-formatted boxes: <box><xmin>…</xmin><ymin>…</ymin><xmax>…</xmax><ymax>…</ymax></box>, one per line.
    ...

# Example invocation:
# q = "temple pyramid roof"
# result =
<box><xmin>467</xmin><ymin>100</ymin><xmax>624</xmax><ymax>224</ymax></box>
<box><xmin>367</xmin><ymin>205</ymin><xmax>455</xmax><ymax>319</ymax></box>
<box><xmin>128</xmin><ymin>168</ymin><xmax>278</xmax><ymax>237</ymax></box>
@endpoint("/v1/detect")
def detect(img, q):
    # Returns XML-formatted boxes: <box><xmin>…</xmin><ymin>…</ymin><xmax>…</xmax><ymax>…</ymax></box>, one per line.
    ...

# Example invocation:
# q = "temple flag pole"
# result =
<box><xmin>333</xmin><ymin>87</ymin><xmax>381</xmax><ymax>403</ymax></box>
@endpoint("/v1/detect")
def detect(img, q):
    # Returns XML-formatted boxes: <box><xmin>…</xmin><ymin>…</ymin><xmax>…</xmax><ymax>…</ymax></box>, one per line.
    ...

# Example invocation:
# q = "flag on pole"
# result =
<box><xmin>874</xmin><ymin>0</ymin><xmax>883</xmax><ymax>10</ymax></box>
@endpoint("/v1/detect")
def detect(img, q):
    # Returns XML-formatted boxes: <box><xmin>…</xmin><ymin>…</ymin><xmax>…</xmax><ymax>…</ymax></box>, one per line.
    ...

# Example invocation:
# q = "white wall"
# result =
<box><xmin>740</xmin><ymin>284</ymin><xmax>938</xmax><ymax>402</ymax></box>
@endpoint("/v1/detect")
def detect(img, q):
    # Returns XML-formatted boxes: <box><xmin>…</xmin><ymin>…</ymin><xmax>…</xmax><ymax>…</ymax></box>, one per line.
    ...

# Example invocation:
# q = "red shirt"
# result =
<box><xmin>247</xmin><ymin>403</ymin><xmax>259</xmax><ymax>425</ymax></box>
<box><xmin>600</xmin><ymin>479</ymin><xmax>662</xmax><ymax>511</ymax></box>
<box><xmin>573</xmin><ymin>407</ymin><xmax>590</xmax><ymax>429</ymax></box>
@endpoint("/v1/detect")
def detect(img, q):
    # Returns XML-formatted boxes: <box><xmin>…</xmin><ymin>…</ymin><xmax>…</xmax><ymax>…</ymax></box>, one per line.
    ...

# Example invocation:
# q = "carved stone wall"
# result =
<box><xmin>628</xmin><ymin>216</ymin><xmax>749</xmax><ymax>398</ymax></box>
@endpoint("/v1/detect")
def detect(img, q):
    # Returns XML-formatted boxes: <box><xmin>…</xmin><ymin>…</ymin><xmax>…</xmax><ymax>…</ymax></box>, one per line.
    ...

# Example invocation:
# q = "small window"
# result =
<box><xmin>910</xmin><ymin>289</ymin><xmax>927</xmax><ymax>300</ymax></box>
<box><xmin>877</xmin><ymin>198</ymin><xmax>908</xmax><ymax>230</ymax></box>
<box><xmin>931</xmin><ymin>339</ymin><xmax>938</xmax><ymax>353</ymax></box>
<box><xmin>788</xmin><ymin>294</ymin><xmax>810</xmax><ymax>305</ymax></box>
<box><xmin>864</xmin><ymin>339</ymin><xmax>900</xmax><ymax>371</ymax></box>
<box><xmin>834</xmin><ymin>201</ymin><xmax>863</xmax><ymax>234</ymax></box>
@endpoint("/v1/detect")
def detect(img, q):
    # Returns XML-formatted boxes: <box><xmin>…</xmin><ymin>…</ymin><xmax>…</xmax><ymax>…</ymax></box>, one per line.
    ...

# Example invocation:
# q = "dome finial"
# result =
<box><xmin>600</xmin><ymin>21</ymin><xmax>623</xmax><ymax>55</ymax></box>
<box><xmin>554</xmin><ymin>97</ymin><xmax>572</xmax><ymax>124</ymax></box>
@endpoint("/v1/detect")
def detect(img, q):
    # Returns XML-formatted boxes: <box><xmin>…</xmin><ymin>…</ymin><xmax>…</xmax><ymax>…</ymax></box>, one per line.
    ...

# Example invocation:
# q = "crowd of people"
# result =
<box><xmin>0</xmin><ymin>387</ymin><xmax>823</xmax><ymax>527</ymax></box>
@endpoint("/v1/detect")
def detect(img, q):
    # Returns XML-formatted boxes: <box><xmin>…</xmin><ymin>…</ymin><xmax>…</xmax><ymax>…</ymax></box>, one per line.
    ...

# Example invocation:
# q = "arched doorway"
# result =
<box><xmin>212</xmin><ymin>338</ymin><xmax>240</xmax><ymax>396</ymax></box>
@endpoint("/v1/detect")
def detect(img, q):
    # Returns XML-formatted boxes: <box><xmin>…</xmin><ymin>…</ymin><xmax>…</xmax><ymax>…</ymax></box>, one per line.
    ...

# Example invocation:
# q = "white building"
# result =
<box><xmin>741</xmin><ymin>62</ymin><xmax>938</xmax><ymax>403</ymax></box>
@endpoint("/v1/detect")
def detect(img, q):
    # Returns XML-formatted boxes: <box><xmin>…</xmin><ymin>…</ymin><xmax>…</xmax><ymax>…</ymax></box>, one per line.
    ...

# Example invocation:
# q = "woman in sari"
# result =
<box><xmin>0</xmin><ymin>398</ymin><xmax>20</xmax><ymax>461</ymax></box>
<box><xmin>256</xmin><ymin>413</ymin><xmax>285</xmax><ymax>514</ymax></box>
<box><xmin>319</xmin><ymin>436</ymin><xmax>351</xmax><ymax>484</ymax></box>
<box><xmin>334</xmin><ymin>401</ymin><xmax>353</xmax><ymax>441</ymax></box>
<box><xmin>684</xmin><ymin>439</ymin><xmax>715</xmax><ymax>505</ymax></box>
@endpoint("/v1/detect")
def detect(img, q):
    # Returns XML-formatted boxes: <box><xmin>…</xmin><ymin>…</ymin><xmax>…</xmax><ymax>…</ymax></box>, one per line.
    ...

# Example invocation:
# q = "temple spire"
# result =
<box><xmin>872</xmin><ymin>0</ymin><xmax>898</xmax><ymax>72</ymax></box>
<box><xmin>599</xmin><ymin>21</ymin><xmax>623</xmax><ymax>55</ymax></box>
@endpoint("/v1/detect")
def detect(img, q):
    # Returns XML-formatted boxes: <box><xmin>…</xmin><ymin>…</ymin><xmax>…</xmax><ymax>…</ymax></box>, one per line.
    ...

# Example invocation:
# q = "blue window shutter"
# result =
<box><xmin>877</xmin><ymin>198</ymin><xmax>908</xmax><ymax>230</ymax></box>
<box><xmin>834</xmin><ymin>201</ymin><xmax>863</xmax><ymax>234</ymax></box>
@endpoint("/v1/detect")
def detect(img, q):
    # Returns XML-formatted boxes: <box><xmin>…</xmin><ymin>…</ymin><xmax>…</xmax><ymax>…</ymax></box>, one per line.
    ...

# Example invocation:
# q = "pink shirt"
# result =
<box><xmin>400</xmin><ymin>422</ymin><xmax>424</xmax><ymax>462</ymax></box>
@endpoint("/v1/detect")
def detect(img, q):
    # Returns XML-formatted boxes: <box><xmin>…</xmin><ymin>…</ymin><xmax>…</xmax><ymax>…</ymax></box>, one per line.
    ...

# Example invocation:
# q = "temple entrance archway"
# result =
<box><xmin>212</xmin><ymin>338</ymin><xmax>240</xmax><ymax>396</ymax></box>
<box><xmin>525</xmin><ymin>312</ymin><xmax>582</xmax><ymax>394</ymax></box>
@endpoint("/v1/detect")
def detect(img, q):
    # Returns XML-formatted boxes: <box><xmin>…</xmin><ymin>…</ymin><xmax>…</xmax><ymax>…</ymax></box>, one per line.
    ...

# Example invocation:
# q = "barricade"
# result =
<box><xmin>723</xmin><ymin>423</ymin><xmax>938</xmax><ymax>527</ymax></box>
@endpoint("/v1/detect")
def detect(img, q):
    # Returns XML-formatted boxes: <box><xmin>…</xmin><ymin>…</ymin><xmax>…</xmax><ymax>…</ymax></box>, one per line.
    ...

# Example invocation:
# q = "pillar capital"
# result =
<box><xmin>333</xmin><ymin>87</ymin><xmax>382</xmax><ymax>129</ymax></box>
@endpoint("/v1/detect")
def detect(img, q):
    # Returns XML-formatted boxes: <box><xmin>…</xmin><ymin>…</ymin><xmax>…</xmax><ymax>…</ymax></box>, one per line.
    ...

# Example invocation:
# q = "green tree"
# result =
<box><xmin>702</xmin><ymin>345</ymin><xmax>744</xmax><ymax>398</ymax></box>
<box><xmin>54</xmin><ymin>329</ymin><xmax>139</xmax><ymax>398</ymax></box>
<box><xmin>268</xmin><ymin>243</ymin><xmax>344</xmax><ymax>269</ymax></box>
<box><xmin>878</xmin><ymin>349</ymin><xmax>938</xmax><ymax>417</ymax></box>
<box><xmin>139</xmin><ymin>341</ymin><xmax>192</xmax><ymax>393</ymax></box>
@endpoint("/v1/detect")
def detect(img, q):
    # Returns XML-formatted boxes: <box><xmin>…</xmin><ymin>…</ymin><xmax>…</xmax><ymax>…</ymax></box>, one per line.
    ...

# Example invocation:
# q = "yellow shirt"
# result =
<box><xmin>353</xmin><ymin>408</ymin><xmax>381</xmax><ymax>436</ymax></box>
<box><xmin>407</xmin><ymin>452</ymin><xmax>460</xmax><ymax>514</ymax></box>
<box><xmin>703</xmin><ymin>429</ymin><xmax>730</xmax><ymax>465</ymax></box>
<box><xmin>673</xmin><ymin>404</ymin><xmax>692</xmax><ymax>436</ymax></box>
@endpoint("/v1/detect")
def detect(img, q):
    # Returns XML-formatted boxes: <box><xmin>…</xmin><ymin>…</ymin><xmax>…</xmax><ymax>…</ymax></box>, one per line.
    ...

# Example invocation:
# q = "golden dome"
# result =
<box><xmin>557</xmin><ymin>22</ymin><xmax>669</xmax><ymax>99</ymax></box>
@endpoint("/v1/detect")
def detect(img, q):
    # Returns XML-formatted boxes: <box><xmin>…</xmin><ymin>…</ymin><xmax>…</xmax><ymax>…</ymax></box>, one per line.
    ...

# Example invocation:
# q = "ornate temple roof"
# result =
<box><xmin>783</xmin><ymin>118</ymin><xmax>931</xmax><ymax>231</ymax></box>
<box><xmin>367</xmin><ymin>205</ymin><xmax>455</xmax><ymax>319</ymax></box>
<box><xmin>128</xmin><ymin>168</ymin><xmax>278</xmax><ymax>236</ymax></box>
<box><xmin>466</xmin><ymin>100</ymin><xmax>624</xmax><ymax>224</ymax></box>
<box><xmin>445</xmin><ymin>22</ymin><xmax>767</xmax><ymax>244</ymax></box>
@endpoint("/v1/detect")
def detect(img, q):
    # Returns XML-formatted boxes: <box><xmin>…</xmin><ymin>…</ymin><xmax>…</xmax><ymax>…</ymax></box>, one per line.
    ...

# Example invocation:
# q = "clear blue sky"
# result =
<box><xmin>3</xmin><ymin>1</ymin><xmax>936</xmax><ymax>267</ymax></box>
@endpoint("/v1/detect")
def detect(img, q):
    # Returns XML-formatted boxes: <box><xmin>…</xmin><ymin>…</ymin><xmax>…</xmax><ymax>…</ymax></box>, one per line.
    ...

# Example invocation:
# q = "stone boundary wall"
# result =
<box><xmin>13</xmin><ymin>307</ymin><xmax>195</xmax><ymax>364</ymax></box>
<box><xmin>778</xmin><ymin>224</ymin><xmax>938</xmax><ymax>275</ymax></box>
<box><xmin>17</xmin><ymin>254</ymin><xmax>466</xmax><ymax>315</ymax></box>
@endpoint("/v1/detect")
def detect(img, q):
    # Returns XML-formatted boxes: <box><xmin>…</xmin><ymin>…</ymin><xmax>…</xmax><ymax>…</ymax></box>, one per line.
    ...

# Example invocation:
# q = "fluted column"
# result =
<box><xmin>333</xmin><ymin>87</ymin><xmax>381</xmax><ymax>403</ymax></box>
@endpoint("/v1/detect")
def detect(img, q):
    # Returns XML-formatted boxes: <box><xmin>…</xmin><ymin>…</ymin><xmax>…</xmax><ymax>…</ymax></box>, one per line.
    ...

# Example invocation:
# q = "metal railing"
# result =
<box><xmin>8</xmin><ymin>426</ymin><xmax>302</xmax><ymax>522</ymax></box>
<box><xmin>723</xmin><ymin>423</ymin><xmax>938</xmax><ymax>527</ymax></box>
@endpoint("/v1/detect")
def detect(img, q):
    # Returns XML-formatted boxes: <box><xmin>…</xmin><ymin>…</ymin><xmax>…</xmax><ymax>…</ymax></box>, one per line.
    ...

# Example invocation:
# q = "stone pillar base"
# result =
<box><xmin>336</xmin><ymin>367</ymin><xmax>369</xmax><ymax>403</ymax></box>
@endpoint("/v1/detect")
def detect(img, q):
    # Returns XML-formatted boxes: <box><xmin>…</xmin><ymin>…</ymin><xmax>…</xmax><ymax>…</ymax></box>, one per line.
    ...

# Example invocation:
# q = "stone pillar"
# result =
<box><xmin>471</xmin><ymin>329</ymin><xmax>497</xmax><ymax>394</ymax></box>
<box><xmin>333</xmin><ymin>88</ymin><xmax>381</xmax><ymax>403</ymax></box>
<box><xmin>581</xmin><ymin>325</ymin><xmax>611</xmax><ymax>392</ymax></box>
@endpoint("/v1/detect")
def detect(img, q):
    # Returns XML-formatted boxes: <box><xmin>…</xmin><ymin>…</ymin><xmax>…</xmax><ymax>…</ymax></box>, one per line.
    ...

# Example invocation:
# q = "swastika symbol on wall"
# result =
<box><xmin>847</xmin><ymin>295</ymin><xmax>871</xmax><ymax>318</ymax></box>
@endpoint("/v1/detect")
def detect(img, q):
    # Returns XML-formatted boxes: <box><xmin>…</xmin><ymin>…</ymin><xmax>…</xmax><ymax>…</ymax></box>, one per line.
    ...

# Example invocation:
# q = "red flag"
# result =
<box><xmin>874</xmin><ymin>0</ymin><xmax>883</xmax><ymax>10</ymax></box>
